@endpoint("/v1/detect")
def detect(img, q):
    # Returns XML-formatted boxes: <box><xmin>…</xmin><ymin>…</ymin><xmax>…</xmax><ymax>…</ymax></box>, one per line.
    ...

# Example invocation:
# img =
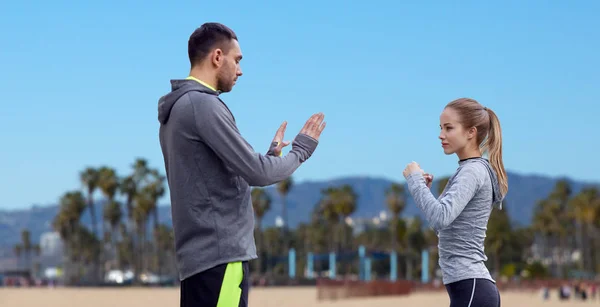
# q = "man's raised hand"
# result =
<box><xmin>299</xmin><ymin>113</ymin><xmax>326</xmax><ymax>141</ymax></box>
<box><xmin>270</xmin><ymin>121</ymin><xmax>291</xmax><ymax>156</ymax></box>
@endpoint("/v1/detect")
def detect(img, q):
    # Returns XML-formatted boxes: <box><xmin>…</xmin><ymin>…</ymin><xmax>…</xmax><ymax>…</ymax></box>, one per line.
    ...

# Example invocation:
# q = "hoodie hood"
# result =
<box><xmin>463</xmin><ymin>157</ymin><xmax>505</xmax><ymax>209</ymax></box>
<box><xmin>158</xmin><ymin>79</ymin><xmax>218</xmax><ymax>124</ymax></box>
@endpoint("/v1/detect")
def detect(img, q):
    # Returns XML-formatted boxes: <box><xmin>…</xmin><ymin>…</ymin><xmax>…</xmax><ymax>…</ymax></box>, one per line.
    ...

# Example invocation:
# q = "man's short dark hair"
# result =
<box><xmin>188</xmin><ymin>22</ymin><xmax>238</xmax><ymax>67</ymax></box>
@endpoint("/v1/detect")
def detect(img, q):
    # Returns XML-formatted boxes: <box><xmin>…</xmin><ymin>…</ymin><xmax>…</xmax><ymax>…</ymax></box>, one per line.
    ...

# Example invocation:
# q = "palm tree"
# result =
<box><xmin>154</xmin><ymin>224</ymin><xmax>175</xmax><ymax>277</ymax></box>
<box><xmin>52</xmin><ymin>191</ymin><xmax>87</xmax><ymax>285</ymax></box>
<box><xmin>547</xmin><ymin>180</ymin><xmax>572</xmax><ymax>277</ymax></box>
<box><xmin>320</xmin><ymin>185</ymin><xmax>357</xmax><ymax>253</ymax></box>
<box><xmin>486</xmin><ymin>202</ymin><xmax>512</xmax><ymax>277</ymax></box>
<box><xmin>20</xmin><ymin>230</ymin><xmax>32</xmax><ymax>273</ymax></box>
<box><xmin>120</xmin><ymin>175</ymin><xmax>137</xmax><ymax>233</ymax></box>
<box><xmin>72</xmin><ymin>224</ymin><xmax>101</xmax><ymax>276</ymax></box>
<box><xmin>133</xmin><ymin>191</ymin><xmax>154</xmax><ymax>276</ymax></box>
<box><xmin>569</xmin><ymin>188</ymin><xmax>599</xmax><ymax>272</ymax></box>
<box><xmin>98</xmin><ymin>167</ymin><xmax>119</xmax><ymax>199</ymax></box>
<box><xmin>31</xmin><ymin>244</ymin><xmax>41</xmax><ymax>277</ymax></box>
<box><xmin>132</xmin><ymin>158</ymin><xmax>150</xmax><ymax>186</ymax></box>
<box><xmin>103</xmin><ymin>200</ymin><xmax>122</xmax><ymax>270</ymax></box>
<box><xmin>80</xmin><ymin>167</ymin><xmax>100</xmax><ymax>237</ymax></box>
<box><xmin>532</xmin><ymin>197</ymin><xmax>566</xmax><ymax>277</ymax></box>
<box><xmin>318</xmin><ymin>195</ymin><xmax>339</xmax><ymax>253</ymax></box>
<box><xmin>119</xmin><ymin>174</ymin><xmax>137</xmax><ymax>273</ymax></box>
<box><xmin>251</xmin><ymin>188</ymin><xmax>271</xmax><ymax>275</ymax></box>
<box><xmin>137</xmin><ymin>169</ymin><xmax>165</xmax><ymax>274</ymax></box>
<box><xmin>423</xmin><ymin>227</ymin><xmax>439</xmax><ymax>279</ymax></box>
<box><xmin>147</xmin><ymin>169</ymin><xmax>166</xmax><ymax>233</ymax></box>
<box><xmin>532</xmin><ymin>199</ymin><xmax>554</xmax><ymax>268</ymax></box>
<box><xmin>406</xmin><ymin>217</ymin><xmax>426</xmax><ymax>280</ymax></box>
<box><xmin>592</xmin><ymin>190</ymin><xmax>600</xmax><ymax>273</ymax></box>
<box><xmin>386</xmin><ymin>183</ymin><xmax>405</xmax><ymax>255</ymax></box>
<box><xmin>334</xmin><ymin>185</ymin><xmax>357</xmax><ymax>252</ymax></box>
<box><xmin>277</xmin><ymin>177</ymin><xmax>293</xmax><ymax>249</ymax></box>
<box><xmin>120</xmin><ymin>159</ymin><xmax>151</xmax><ymax>281</ymax></box>
<box><xmin>98</xmin><ymin>166</ymin><xmax>119</xmax><ymax>275</ymax></box>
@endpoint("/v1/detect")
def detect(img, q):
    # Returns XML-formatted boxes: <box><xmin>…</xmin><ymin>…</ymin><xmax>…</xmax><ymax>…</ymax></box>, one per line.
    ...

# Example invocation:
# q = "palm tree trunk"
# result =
<box><xmin>495</xmin><ymin>251</ymin><xmax>501</xmax><ymax>277</ymax></box>
<box><xmin>126</xmin><ymin>198</ymin><xmax>134</xmax><ymax>232</ymax></box>
<box><xmin>593</xmin><ymin>227</ymin><xmax>600</xmax><ymax>274</ymax></box>
<box><xmin>111</xmin><ymin>226</ymin><xmax>118</xmax><ymax>271</ymax></box>
<box><xmin>256</xmin><ymin>217</ymin><xmax>262</xmax><ymax>275</ymax></box>
<box><xmin>582</xmin><ymin>223</ymin><xmax>590</xmax><ymax>272</ymax></box>
<box><xmin>100</xmin><ymin>222</ymin><xmax>107</xmax><ymax>284</ymax></box>
<box><xmin>575</xmin><ymin>219</ymin><xmax>582</xmax><ymax>268</ymax></box>
<box><xmin>405</xmin><ymin>236</ymin><xmax>412</xmax><ymax>280</ymax></box>
<box><xmin>86</xmin><ymin>193</ymin><xmax>99</xmax><ymax>283</ymax></box>
<box><xmin>63</xmin><ymin>242</ymin><xmax>71</xmax><ymax>285</ymax></box>
<box><xmin>543</xmin><ymin>233</ymin><xmax>551</xmax><ymax>271</ymax></box>
<box><xmin>338</xmin><ymin>220</ymin><xmax>344</xmax><ymax>253</ymax></box>
<box><xmin>135</xmin><ymin>222</ymin><xmax>143</xmax><ymax>283</ymax></box>
<box><xmin>153</xmin><ymin>208</ymin><xmax>160</xmax><ymax>276</ymax></box>
<box><xmin>559</xmin><ymin>235</ymin><xmax>567</xmax><ymax>278</ymax></box>
<box><xmin>329</xmin><ymin>223</ymin><xmax>335</xmax><ymax>252</ymax></box>
<box><xmin>391</xmin><ymin>215</ymin><xmax>398</xmax><ymax>252</ymax></box>
<box><xmin>88</xmin><ymin>193</ymin><xmax>98</xmax><ymax>237</ymax></box>
<box><xmin>405</xmin><ymin>253</ymin><xmax>412</xmax><ymax>280</ymax></box>
<box><xmin>143</xmin><ymin>222</ymin><xmax>148</xmax><ymax>274</ymax></box>
<box><xmin>125</xmin><ymin>197</ymin><xmax>136</xmax><ymax>278</ymax></box>
<box><xmin>282</xmin><ymin>197</ymin><xmax>288</xmax><ymax>249</ymax></box>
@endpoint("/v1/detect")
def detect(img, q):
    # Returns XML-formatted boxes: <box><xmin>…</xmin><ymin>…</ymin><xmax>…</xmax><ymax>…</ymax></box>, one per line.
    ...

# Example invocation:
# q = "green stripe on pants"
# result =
<box><xmin>217</xmin><ymin>262</ymin><xmax>243</xmax><ymax>307</ymax></box>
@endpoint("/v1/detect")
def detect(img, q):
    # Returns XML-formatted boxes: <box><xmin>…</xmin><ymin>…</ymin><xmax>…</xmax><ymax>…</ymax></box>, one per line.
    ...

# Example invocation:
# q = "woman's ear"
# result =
<box><xmin>467</xmin><ymin>126</ymin><xmax>478</xmax><ymax>140</ymax></box>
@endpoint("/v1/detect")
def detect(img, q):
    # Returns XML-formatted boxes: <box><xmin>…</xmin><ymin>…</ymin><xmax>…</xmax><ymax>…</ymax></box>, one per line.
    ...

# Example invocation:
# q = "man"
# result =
<box><xmin>157</xmin><ymin>22</ymin><xmax>326</xmax><ymax>307</ymax></box>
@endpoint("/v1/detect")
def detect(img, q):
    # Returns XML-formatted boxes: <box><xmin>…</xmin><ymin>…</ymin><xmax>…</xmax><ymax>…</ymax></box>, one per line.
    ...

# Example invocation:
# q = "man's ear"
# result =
<box><xmin>211</xmin><ymin>49</ymin><xmax>223</xmax><ymax>67</ymax></box>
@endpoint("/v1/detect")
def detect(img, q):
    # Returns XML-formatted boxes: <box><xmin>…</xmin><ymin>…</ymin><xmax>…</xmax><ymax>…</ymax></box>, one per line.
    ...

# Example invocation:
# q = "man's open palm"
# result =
<box><xmin>300</xmin><ymin>113</ymin><xmax>326</xmax><ymax>141</ymax></box>
<box><xmin>271</xmin><ymin>121</ymin><xmax>291</xmax><ymax>156</ymax></box>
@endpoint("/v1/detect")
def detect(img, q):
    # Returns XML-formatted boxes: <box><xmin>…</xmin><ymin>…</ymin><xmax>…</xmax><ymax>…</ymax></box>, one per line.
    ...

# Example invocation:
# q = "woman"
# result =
<box><xmin>403</xmin><ymin>98</ymin><xmax>507</xmax><ymax>307</ymax></box>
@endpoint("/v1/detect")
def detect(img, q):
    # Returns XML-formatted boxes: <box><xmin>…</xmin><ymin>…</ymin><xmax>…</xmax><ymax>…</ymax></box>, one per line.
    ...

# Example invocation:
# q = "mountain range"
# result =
<box><xmin>1</xmin><ymin>171</ymin><xmax>598</xmax><ymax>250</ymax></box>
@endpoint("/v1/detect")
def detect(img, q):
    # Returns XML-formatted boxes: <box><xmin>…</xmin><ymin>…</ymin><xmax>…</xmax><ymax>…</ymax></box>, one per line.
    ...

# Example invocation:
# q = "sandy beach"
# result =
<box><xmin>0</xmin><ymin>286</ymin><xmax>594</xmax><ymax>307</ymax></box>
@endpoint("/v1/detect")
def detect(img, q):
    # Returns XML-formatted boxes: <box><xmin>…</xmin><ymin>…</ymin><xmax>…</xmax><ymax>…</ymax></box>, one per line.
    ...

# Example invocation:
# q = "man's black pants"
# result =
<box><xmin>180</xmin><ymin>261</ymin><xmax>249</xmax><ymax>307</ymax></box>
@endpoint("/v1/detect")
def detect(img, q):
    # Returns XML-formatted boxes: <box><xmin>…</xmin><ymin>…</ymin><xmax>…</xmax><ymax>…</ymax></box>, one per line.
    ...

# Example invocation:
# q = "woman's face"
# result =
<box><xmin>439</xmin><ymin>107</ymin><xmax>474</xmax><ymax>156</ymax></box>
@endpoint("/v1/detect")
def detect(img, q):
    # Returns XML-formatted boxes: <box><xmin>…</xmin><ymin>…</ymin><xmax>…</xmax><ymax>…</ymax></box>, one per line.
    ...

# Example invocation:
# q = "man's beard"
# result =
<box><xmin>216</xmin><ymin>69</ymin><xmax>233</xmax><ymax>93</ymax></box>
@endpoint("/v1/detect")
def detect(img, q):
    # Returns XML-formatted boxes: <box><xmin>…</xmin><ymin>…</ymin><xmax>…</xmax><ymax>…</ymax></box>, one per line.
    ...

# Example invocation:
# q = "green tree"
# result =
<box><xmin>486</xmin><ymin>203</ymin><xmax>512</xmax><ymax>277</ymax></box>
<box><xmin>103</xmin><ymin>200</ymin><xmax>122</xmax><ymax>270</ymax></box>
<box><xmin>251</xmin><ymin>188</ymin><xmax>271</xmax><ymax>275</ymax></box>
<box><xmin>546</xmin><ymin>180</ymin><xmax>573</xmax><ymax>277</ymax></box>
<box><xmin>80</xmin><ymin>167</ymin><xmax>101</xmax><ymax>282</ymax></box>
<box><xmin>80</xmin><ymin>167</ymin><xmax>100</xmax><ymax>237</ymax></box>
<box><xmin>569</xmin><ymin>187</ymin><xmax>600</xmax><ymax>273</ymax></box>
<box><xmin>52</xmin><ymin>191</ymin><xmax>87</xmax><ymax>285</ymax></box>
<box><xmin>277</xmin><ymin>176</ymin><xmax>293</xmax><ymax>250</ymax></box>
<box><xmin>320</xmin><ymin>185</ymin><xmax>357</xmax><ymax>253</ymax></box>
<box><xmin>98</xmin><ymin>166</ymin><xmax>120</xmax><ymax>275</ymax></box>
<box><xmin>386</xmin><ymin>183</ymin><xmax>405</xmax><ymax>254</ymax></box>
<box><xmin>406</xmin><ymin>217</ymin><xmax>426</xmax><ymax>280</ymax></box>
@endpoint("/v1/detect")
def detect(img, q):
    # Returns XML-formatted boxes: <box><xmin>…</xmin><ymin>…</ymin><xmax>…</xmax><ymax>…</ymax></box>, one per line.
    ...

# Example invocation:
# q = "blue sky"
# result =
<box><xmin>1</xmin><ymin>1</ymin><xmax>598</xmax><ymax>209</ymax></box>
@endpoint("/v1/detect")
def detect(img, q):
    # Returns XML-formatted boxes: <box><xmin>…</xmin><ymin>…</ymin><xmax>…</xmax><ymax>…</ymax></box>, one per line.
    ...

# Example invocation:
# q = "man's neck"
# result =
<box><xmin>188</xmin><ymin>68</ymin><xmax>217</xmax><ymax>91</ymax></box>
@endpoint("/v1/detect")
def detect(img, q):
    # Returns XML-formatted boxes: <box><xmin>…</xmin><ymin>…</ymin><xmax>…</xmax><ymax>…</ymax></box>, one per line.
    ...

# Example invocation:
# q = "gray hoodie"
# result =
<box><xmin>406</xmin><ymin>157</ymin><xmax>504</xmax><ymax>285</ymax></box>
<box><xmin>158</xmin><ymin>79</ymin><xmax>318</xmax><ymax>281</ymax></box>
